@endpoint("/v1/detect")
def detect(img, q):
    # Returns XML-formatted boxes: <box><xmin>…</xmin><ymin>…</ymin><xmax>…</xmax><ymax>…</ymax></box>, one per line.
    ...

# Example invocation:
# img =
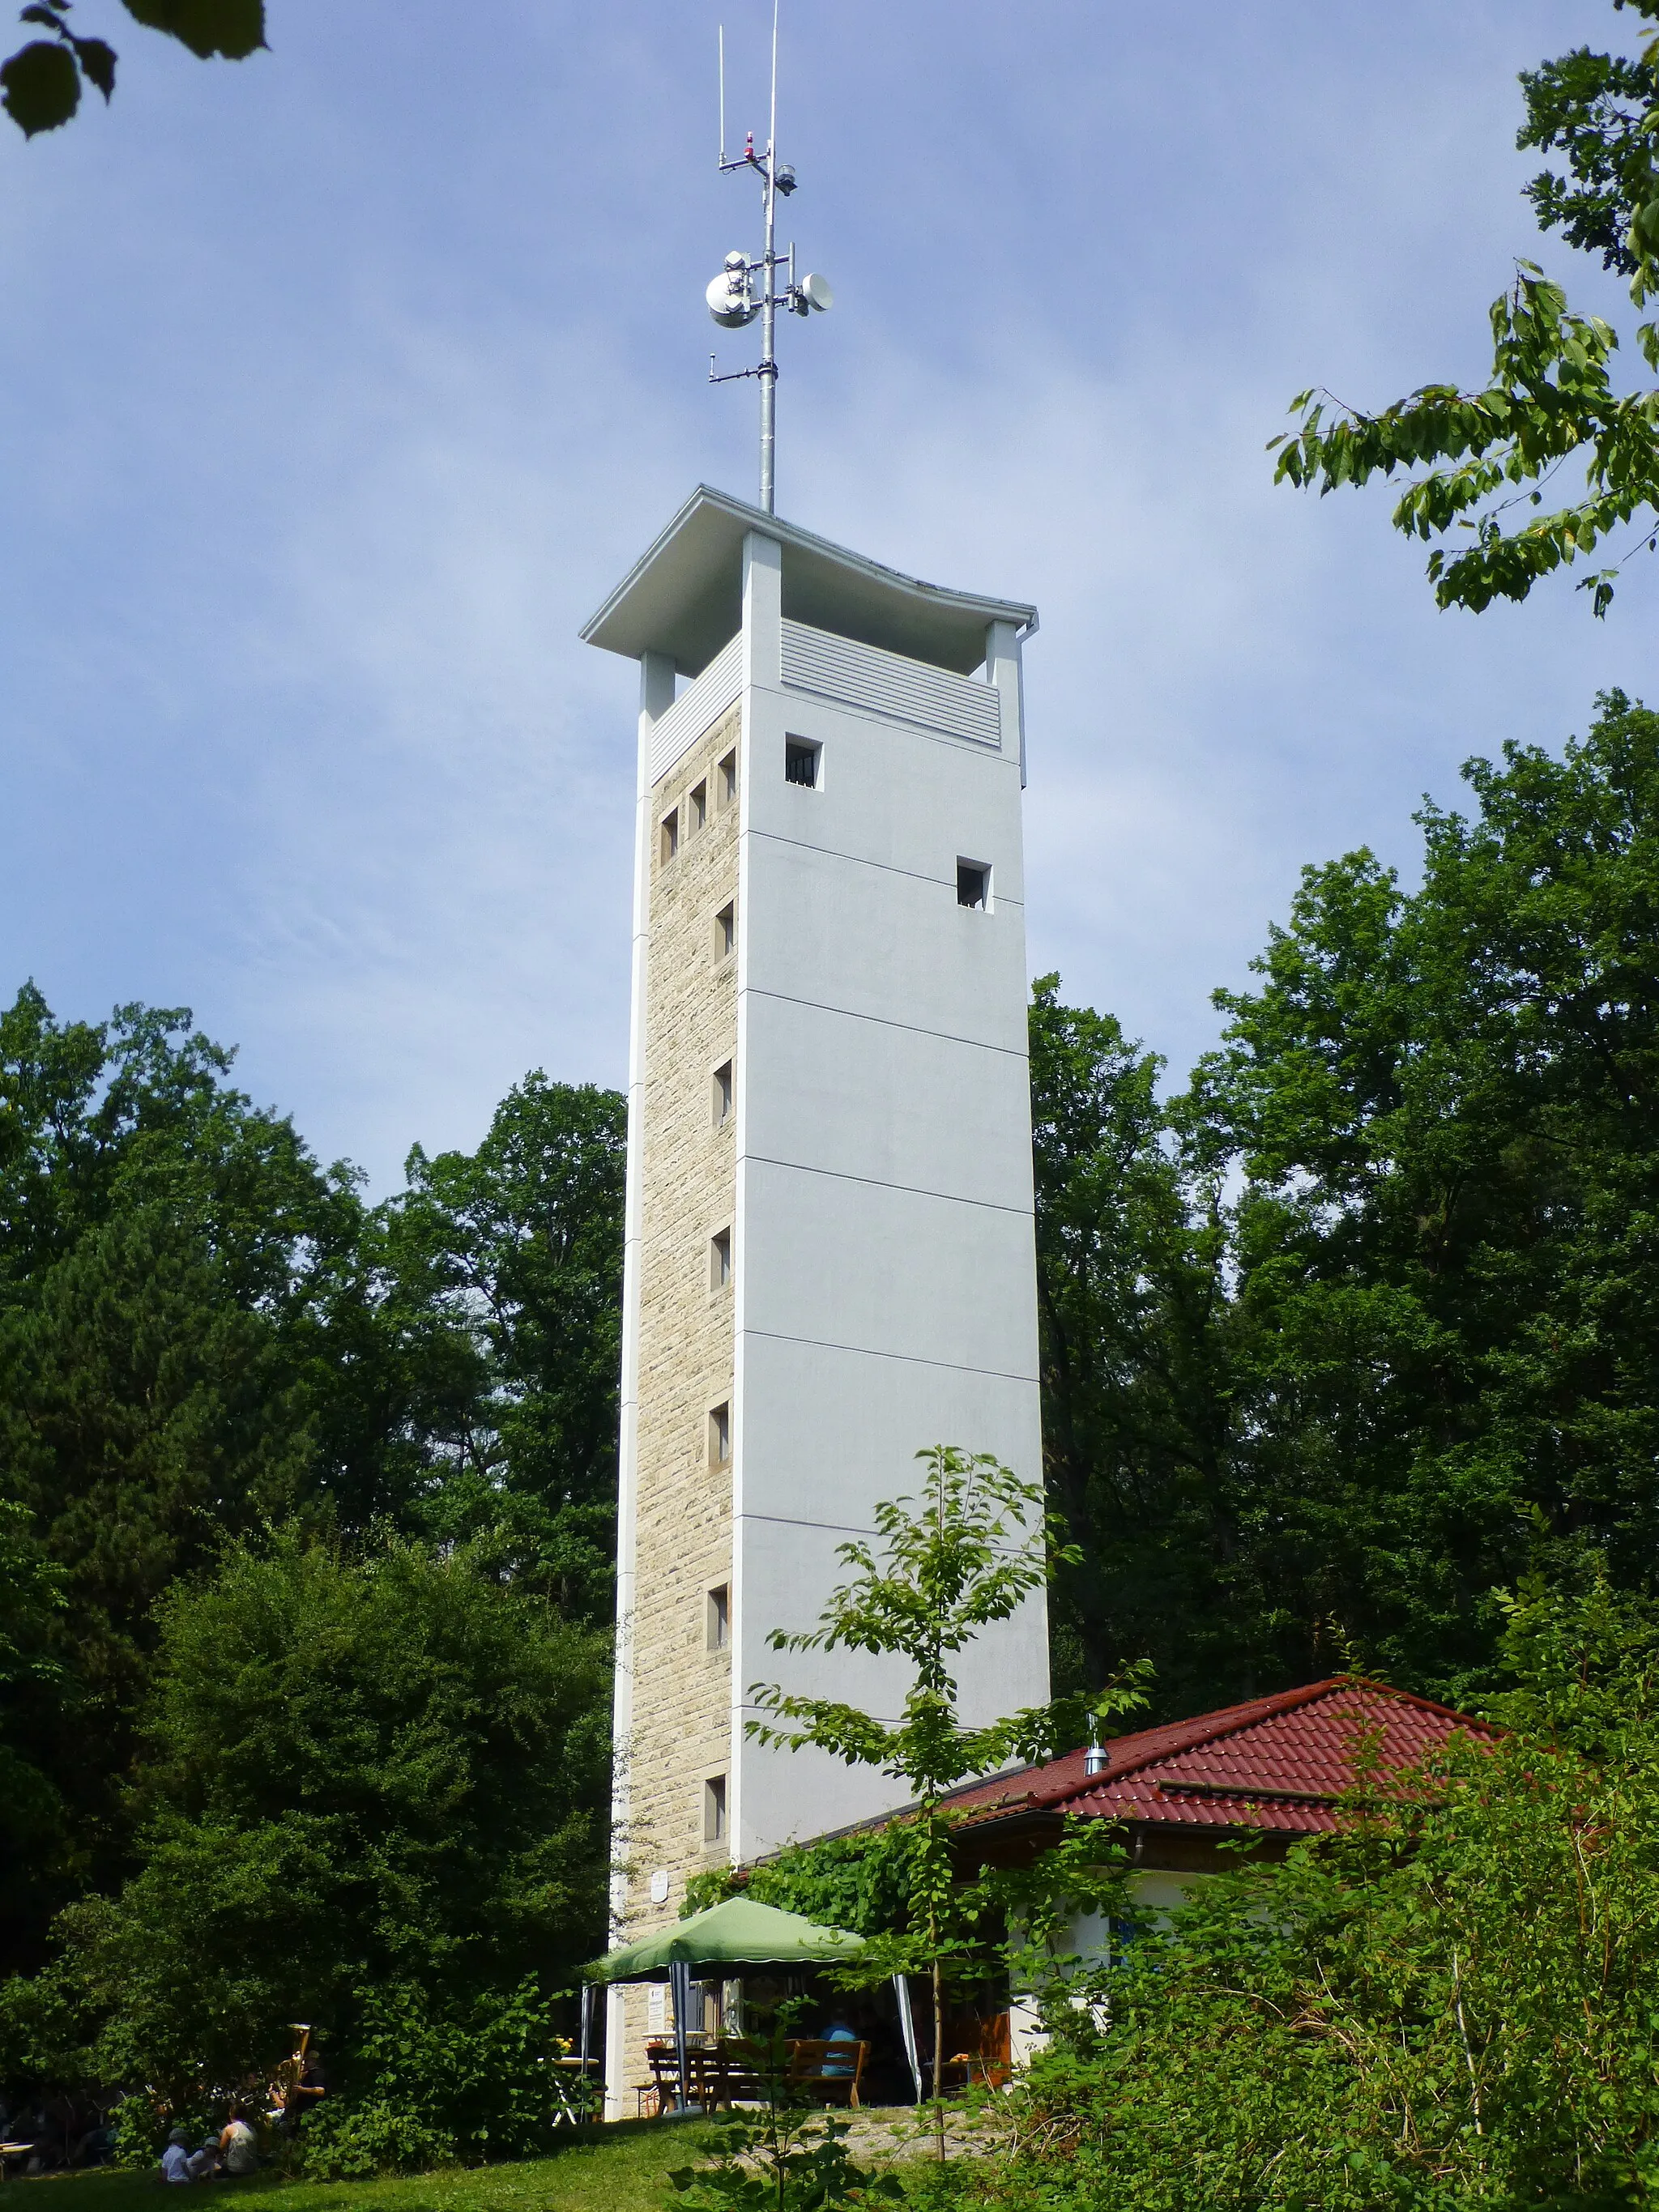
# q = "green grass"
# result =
<box><xmin>11</xmin><ymin>2125</ymin><xmax>719</xmax><ymax>2212</ymax></box>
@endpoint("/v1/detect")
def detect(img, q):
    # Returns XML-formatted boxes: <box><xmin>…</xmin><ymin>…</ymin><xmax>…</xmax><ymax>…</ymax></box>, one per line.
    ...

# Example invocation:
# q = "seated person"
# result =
<box><xmin>819</xmin><ymin>2010</ymin><xmax>859</xmax><ymax>2076</ymax></box>
<box><xmin>160</xmin><ymin>2129</ymin><xmax>195</xmax><ymax>2184</ymax></box>
<box><xmin>219</xmin><ymin>2109</ymin><xmax>258</xmax><ymax>2177</ymax></box>
<box><xmin>187</xmin><ymin>2134</ymin><xmax>219</xmax><ymax>2181</ymax></box>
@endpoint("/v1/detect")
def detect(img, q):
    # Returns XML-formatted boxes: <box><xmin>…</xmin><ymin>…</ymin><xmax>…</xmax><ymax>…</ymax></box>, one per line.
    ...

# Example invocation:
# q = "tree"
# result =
<box><xmin>22</xmin><ymin>1534</ymin><xmax>609</xmax><ymax>2115</ymax></box>
<box><xmin>748</xmin><ymin>1447</ymin><xmax>1147</xmax><ymax>2159</ymax></box>
<box><xmin>1029</xmin><ymin>977</ymin><xmax>1243</xmax><ymax>1711</ymax></box>
<box><xmin>1272</xmin><ymin>0</ymin><xmax>1659</xmax><ymax>616</ymax></box>
<box><xmin>1026</xmin><ymin>691</ymin><xmax>1659</xmax><ymax>1708</ymax></box>
<box><xmin>0</xmin><ymin>1502</ymin><xmax>72</xmax><ymax>1962</ymax></box>
<box><xmin>0</xmin><ymin>986</ymin><xmax>368</xmax><ymax>1966</ymax></box>
<box><xmin>0</xmin><ymin>982</ymin><xmax>628</xmax><ymax>1980</ymax></box>
<box><xmin>383</xmin><ymin>1072</ymin><xmax>627</xmax><ymax>1627</ymax></box>
<box><xmin>1189</xmin><ymin>689</ymin><xmax>1659</xmax><ymax>1697</ymax></box>
<box><xmin>2</xmin><ymin>0</ymin><xmax>264</xmax><ymax>140</ymax></box>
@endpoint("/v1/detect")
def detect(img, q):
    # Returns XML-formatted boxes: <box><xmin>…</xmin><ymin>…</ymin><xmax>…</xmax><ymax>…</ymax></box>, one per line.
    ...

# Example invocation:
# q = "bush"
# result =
<box><xmin>313</xmin><ymin>1979</ymin><xmax>584</xmax><ymax>2172</ymax></box>
<box><xmin>298</xmin><ymin>2099</ymin><xmax>458</xmax><ymax>2181</ymax></box>
<box><xmin>109</xmin><ymin>2092</ymin><xmax>222</xmax><ymax>2170</ymax></box>
<box><xmin>945</xmin><ymin>1571</ymin><xmax>1659</xmax><ymax>2212</ymax></box>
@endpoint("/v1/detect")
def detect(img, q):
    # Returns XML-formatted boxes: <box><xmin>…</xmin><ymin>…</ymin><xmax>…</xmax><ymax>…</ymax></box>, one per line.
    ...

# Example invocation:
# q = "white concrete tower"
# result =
<box><xmin>583</xmin><ymin>487</ymin><xmax>1048</xmax><ymax>2112</ymax></box>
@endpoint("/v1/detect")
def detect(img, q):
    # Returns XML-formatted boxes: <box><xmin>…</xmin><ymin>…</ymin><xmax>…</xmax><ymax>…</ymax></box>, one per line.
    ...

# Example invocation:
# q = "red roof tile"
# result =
<box><xmin>946</xmin><ymin>1678</ymin><xmax>1497</xmax><ymax>1838</ymax></box>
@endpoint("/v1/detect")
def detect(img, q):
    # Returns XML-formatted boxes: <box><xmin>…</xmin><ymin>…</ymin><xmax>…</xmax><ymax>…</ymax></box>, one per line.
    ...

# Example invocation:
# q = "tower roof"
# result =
<box><xmin>581</xmin><ymin>484</ymin><xmax>1038</xmax><ymax>679</ymax></box>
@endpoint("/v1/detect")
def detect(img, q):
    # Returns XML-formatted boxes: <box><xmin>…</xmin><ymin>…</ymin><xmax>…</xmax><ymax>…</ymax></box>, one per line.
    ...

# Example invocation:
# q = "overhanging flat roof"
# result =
<box><xmin>580</xmin><ymin>484</ymin><xmax>1038</xmax><ymax>678</ymax></box>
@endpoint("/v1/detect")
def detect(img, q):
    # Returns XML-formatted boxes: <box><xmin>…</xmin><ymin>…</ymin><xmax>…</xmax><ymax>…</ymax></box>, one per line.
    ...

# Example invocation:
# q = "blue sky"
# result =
<box><xmin>2</xmin><ymin>2</ymin><xmax>1653</xmax><ymax>1190</ymax></box>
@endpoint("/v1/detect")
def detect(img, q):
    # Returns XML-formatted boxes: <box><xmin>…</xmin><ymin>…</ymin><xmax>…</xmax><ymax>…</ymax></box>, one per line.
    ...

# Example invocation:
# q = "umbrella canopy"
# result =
<box><xmin>587</xmin><ymin>1896</ymin><xmax>866</xmax><ymax>1982</ymax></box>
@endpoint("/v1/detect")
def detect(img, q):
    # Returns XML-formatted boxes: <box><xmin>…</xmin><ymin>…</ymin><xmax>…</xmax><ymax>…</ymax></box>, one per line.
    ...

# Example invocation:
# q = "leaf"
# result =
<box><xmin>71</xmin><ymin>35</ymin><xmax>115</xmax><ymax>100</ymax></box>
<box><xmin>1</xmin><ymin>38</ymin><xmax>80</xmax><ymax>134</ymax></box>
<box><xmin>117</xmin><ymin>0</ymin><xmax>264</xmax><ymax>60</ymax></box>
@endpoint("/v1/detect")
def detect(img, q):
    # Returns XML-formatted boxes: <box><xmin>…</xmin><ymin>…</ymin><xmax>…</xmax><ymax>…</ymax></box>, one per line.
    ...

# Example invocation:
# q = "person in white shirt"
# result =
<box><xmin>219</xmin><ymin>2110</ymin><xmax>258</xmax><ymax>2176</ymax></box>
<box><xmin>160</xmin><ymin>2129</ymin><xmax>194</xmax><ymax>2184</ymax></box>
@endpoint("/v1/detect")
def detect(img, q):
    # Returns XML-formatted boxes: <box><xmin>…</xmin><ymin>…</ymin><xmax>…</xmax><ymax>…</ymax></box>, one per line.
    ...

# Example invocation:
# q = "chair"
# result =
<box><xmin>788</xmin><ymin>2038</ymin><xmax>869</xmax><ymax>2109</ymax></box>
<box><xmin>636</xmin><ymin>2040</ymin><xmax>681</xmax><ymax>2117</ymax></box>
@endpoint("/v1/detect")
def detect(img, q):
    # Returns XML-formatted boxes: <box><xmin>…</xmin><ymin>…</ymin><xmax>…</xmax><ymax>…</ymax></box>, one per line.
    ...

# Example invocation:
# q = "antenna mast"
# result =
<box><xmin>706</xmin><ymin>3</ymin><xmax>832</xmax><ymax>514</ymax></box>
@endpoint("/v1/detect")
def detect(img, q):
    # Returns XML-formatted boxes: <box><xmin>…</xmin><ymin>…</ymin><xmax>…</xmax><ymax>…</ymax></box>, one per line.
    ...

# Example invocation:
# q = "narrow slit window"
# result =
<box><xmin>713</xmin><ymin>1060</ymin><xmax>732</xmax><ymax>1125</ymax></box>
<box><xmin>709</xmin><ymin>1402</ymin><xmax>731</xmax><ymax>1467</ymax></box>
<box><xmin>660</xmin><ymin>808</ymin><xmax>680</xmax><ymax>864</ymax></box>
<box><xmin>706</xmin><ymin>1583</ymin><xmax>729</xmax><ymax>1650</ymax></box>
<box><xmin>704</xmin><ymin>1774</ymin><xmax>727</xmax><ymax>1843</ymax></box>
<box><xmin>719</xmin><ymin>750</ymin><xmax>738</xmax><ymax>807</ymax></box>
<box><xmin>957</xmin><ymin>859</ymin><xmax>991</xmax><ymax>910</ymax></box>
<box><xmin>714</xmin><ymin>901</ymin><xmax>735</xmax><ymax>960</ymax></box>
<box><xmin>710</xmin><ymin>1227</ymin><xmax>731</xmax><ymax>1289</ymax></box>
<box><xmin>785</xmin><ymin>738</ymin><xmax>821</xmax><ymax>788</ymax></box>
<box><xmin>689</xmin><ymin>780</ymin><xmax>707</xmax><ymax>832</ymax></box>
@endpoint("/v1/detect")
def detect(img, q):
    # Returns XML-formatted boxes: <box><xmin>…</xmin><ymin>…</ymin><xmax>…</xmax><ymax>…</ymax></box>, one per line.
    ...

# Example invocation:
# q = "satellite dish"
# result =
<box><xmin>706</xmin><ymin>269</ymin><xmax>758</xmax><ymax>328</ymax></box>
<box><xmin>798</xmin><ymin>271</ymin><xmax>834</xmax><ymax>313</ymax></box>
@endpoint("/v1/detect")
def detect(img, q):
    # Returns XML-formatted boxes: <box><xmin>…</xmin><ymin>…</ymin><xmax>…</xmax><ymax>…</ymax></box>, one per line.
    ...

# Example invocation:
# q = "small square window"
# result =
<box><xmin>719</xmin><ymin>750</ymin><xmax>738</xmax><ymax>807</ymax></box>
<box><xmin>957</xmin><ymin>859</ymin><xmax>991</xmax><ymax>910</ymax></box>
<box><xmin>704</xmin><ymin>1774</ymin><xmax>727</xmax><ymax>1843</ymax></box>
<box><xmin>785</xmin><ymin>738</ymin><xmax>821</xmax><ymax>788</ymax></box>
<box><xmin>661</xmin><ymin>808</ymin><xmax>680</xmax><ymax>864</ymax></box>
<box><xmin>714</xmin><ymin>901</ymin><xmax>735</xmax><ymax>960</ymax></box>
<box><xmin>713</xmin><ymin>1060</ymin><xmax>732</xmax><ymax>1125</ymax></box>
<box><xmin>709</xmin><ymin>1402</ymin><xmax>731</xmax><ymax>1467</ymax></box>
<box><xmin>689</xmin><ymin>781</ymin><xmax>707</xmax><ymax>831</ymax></box>
<box><xmin>710</xmin><ymin>1227</ymin><xmax>731</xmax><ymax>1289</ymax></box>
<box><xmin>706</xmin><ymin>1583</ymin><xmax>729</xmax><ymax>1650</ymax></box>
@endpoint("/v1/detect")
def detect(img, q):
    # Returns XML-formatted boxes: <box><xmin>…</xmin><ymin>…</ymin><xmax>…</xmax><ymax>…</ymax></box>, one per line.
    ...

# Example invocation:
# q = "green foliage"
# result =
<box><xmin>748</xmin><ymin>1448</ymin><xmax>1145</xmax><ymax>2152</ymax></box>
<box><xmin>1035</xmin><ymin>693</ymin><xmax>1659</xmax><ymax>1707</ymax></box>
<box><xmin>1273</xmin><ymin>2</ymin><xmax>1659</xmax><ymax>615</ymax></box>
<box><xmin>1028</xmin><ymin>977</ymin><xmax>1238</xmax><ymax>1707</ymax></box>
<box><xmin>749</xmin><ymin>1449</ymin><xmax>1103</xmax><ymax>1799</ymax></box>
<box><xmin>299</xmin><ymin>2100</ymin><xmax>459</xmax><ymax>2183</ymax></box>
<box><xmin>683</xmin><ymin>1825</ymin><xmax>925</xmax><ymax>1941</ymax></box>
<box><xmin>0</xmin><ymin>1501</ymin><xmax>72</xmax><ymax>1946</ymax></box>
<box><xmin>670</xmin><ymin>2091</ymin><xmax>902</xmax><ymax>2212</ymax></box>
<box><xmin>109</xmin><ymin>2090</ymin><xmax>224</xmax><ymax>2167</ymax></box>
<box><xmin>0</xmin><ymin>987</ymin><xmax>368</xmax><ymax>1965</ymax></box>
<box><xmin>13</xmin><ymin>1535</ymin><xmax>608</xmax><ymax>2112</ymax></box>
<box><xmin>388</xmin><ymin>1074</ymin><xmax>627</xmax><ymax>1626</ymax></box>
<box><xmin>2</xmin><ymin>0</ymin><xmax>260</xmax><ymax>137</ymax></box>
<box><xmin>0</xmin><ymin>985</ymin><xmax>625</xmax><ymax>1988</ymax></box>
<box><xmin>1520</xmin><ymin>45</ymin><xmax>1656</xmax><ymax>274</ymax></box>
<box><xmin>296</xmin><ymin>1980</ymin><xmax>586</xmax><ymax>2174</ymax></box>
<box><xmin>932</xmin><ymin>1574</ymin><xmax>1659</xmax><ymax>2212</ymax></box>
<box><xmin>1201</xmin><ymin>690</ymin><xmax>1659</xmax><ymax>1694</ymax></box>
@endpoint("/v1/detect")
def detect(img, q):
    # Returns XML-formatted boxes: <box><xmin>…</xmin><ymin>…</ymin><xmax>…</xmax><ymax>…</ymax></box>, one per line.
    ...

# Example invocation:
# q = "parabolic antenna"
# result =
<box><xmin>797</xmin><ymin>271</ymin><xmax>833</xmax><ymax>313</ymax></box>
<box><xmin>706</xmin><ymin>267</ymin><xmax>758</xmax><ymax>328</ymax></box>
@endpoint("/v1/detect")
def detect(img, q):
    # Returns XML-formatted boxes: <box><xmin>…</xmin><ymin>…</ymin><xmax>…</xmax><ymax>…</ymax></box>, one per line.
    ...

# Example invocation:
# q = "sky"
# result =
<box><xmin>2</xmin><ymin>1</ymin><xmax>1655</xmax><ymax>1192</ymax></box>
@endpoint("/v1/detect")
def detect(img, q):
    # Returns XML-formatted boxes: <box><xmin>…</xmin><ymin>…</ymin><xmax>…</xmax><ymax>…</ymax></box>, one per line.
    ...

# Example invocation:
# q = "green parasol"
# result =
<box><xmin>586</xmin><ymin>1895</ymin><xmax>865</xmax><ymax>1982</ymax></box>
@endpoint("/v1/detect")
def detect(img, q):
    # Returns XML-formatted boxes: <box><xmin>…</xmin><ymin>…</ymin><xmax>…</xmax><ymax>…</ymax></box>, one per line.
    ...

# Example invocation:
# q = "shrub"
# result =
<box><xmin>943</xmin><ymin>1571</ymin><xmax>1659</xmax><ymax>2211</ymax></box>
<box><xmin>298</xmin><ymin>2099</ymin><xmax>458</xmax><ymax>2181</ymax></box>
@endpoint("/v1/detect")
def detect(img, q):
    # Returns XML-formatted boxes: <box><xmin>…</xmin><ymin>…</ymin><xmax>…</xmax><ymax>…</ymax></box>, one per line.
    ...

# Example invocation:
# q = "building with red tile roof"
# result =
<box><xmin>946</xmin><ymin>1677</ymin><xmax>1498</xmax><ymax>1876</ymax></box>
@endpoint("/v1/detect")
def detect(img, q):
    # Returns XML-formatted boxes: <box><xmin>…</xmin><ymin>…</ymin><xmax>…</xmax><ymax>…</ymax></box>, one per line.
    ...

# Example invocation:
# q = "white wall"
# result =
<box><xmin>730</xmin><ymin>571</ymin><xmax>1048</xmax><ymax>1863</ymax></box>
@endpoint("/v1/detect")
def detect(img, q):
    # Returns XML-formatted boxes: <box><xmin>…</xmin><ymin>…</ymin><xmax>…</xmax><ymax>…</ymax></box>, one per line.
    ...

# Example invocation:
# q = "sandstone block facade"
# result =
<box><xmin>613</xmin><ymin>703</ymin><xmax>741</xmax><ymax>2069</ymax></box>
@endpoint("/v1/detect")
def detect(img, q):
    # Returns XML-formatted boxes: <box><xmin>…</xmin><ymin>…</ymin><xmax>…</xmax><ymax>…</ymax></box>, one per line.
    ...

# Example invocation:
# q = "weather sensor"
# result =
<box><xmin>706</xmin><ymin>4</ymin><xmax>832</xmax><ymax>513</ymax></box>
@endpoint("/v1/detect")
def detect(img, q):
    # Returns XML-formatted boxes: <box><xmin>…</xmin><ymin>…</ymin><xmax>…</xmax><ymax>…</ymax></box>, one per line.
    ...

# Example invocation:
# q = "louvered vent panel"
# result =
<box><xmin>781</xmin><ymin>620</ymin><xmax>1001</xmax><ymax>746</ymax></box>
<box><xmin>648</xmin><ymin>633</ymin><xmax>743</xmax><ymax>786</ymax></box>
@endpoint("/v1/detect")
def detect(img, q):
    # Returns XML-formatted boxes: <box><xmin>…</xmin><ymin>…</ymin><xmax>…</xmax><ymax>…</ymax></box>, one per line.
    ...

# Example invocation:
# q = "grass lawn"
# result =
<box><xmin>8</xmin><ymin>2125</ymin><xmax>726</xmax><ymax>2212</ymax></box>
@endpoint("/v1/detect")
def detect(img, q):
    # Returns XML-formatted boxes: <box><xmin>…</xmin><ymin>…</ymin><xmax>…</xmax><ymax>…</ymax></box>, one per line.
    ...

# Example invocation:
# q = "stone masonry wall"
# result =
<box><xmin>616</xmin><ymin>701</ymin><xmax>741</xmax><ymax>2084</ymax></box>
